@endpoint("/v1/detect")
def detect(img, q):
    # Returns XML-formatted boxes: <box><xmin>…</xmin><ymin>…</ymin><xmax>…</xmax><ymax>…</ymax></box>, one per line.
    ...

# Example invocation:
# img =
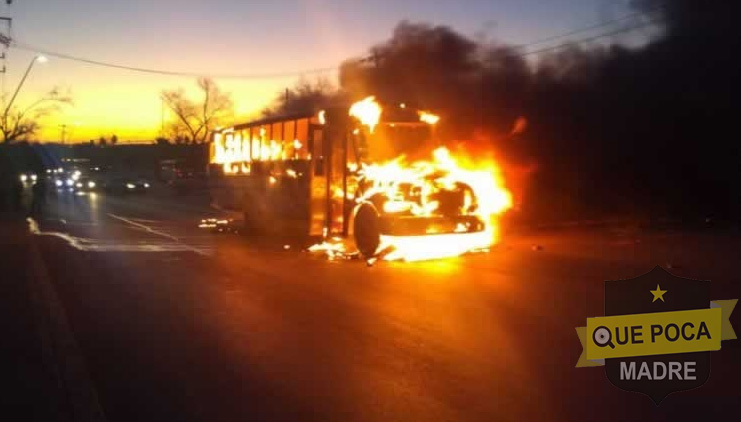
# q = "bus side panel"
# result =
<box><xmin>262</xmin><ymin>161</ymin><xmax>312</xmax><ymax>237</ymax></box>
<box><xmin>209</xmin><ymin>170</ymin><xmax>250</xmax><ymax>212</ymax></box>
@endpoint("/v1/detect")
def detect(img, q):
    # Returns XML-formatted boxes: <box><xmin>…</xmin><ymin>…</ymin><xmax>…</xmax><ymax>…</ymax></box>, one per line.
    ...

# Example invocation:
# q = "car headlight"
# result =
<box><xmin>143</xmin><ymin>183</ymin><xmax>150</xmax><ymax>188</ymax></box>
<box><xmin>76</xmin><ymin>182</ymin><xmax>83</xmax><ymax>188</ymax></box>
<box><xmin>31</xmin><ymin>174</ymin><xmax>38</xmax><ymax>181</ymax></box>
<box><xmin>88</xmin><ymin>181</ymin><xmax>96</xmax><ymax>189</ymax></box>
<box><xmin>20</xmin><ymin>174</ymin><xmax>27</xmax><ymax>182</ymax></box>
<box><xmin>126</xmin><ymin>183</ymin><xmax>136</xmax><ymax>189</ymax></box>
<box><xmin>66</xmin><ymin>179</ymin><xmax>74</xmax><ymax>186</ymax></box>
<box><xmin>55</xmin><ymin>179</ymin><xmax>63</xmax><ymax>187</ymax></box>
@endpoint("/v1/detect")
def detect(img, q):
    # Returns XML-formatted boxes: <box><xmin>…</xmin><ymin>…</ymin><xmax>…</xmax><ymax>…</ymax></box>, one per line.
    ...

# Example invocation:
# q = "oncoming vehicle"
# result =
<box><xmin>209</xmin><ymin>97</ymin><xmax>511</xmax><ymax>261</ymax></box>
<box><xmin>103</xmin><ymin>176</ymin><xmax>151</xmax><ymax>195</ymax></box>
<box><xmin>74</xmin><ymin>177</ymin><xmax>100</xmax><ymax>194</ymax></box>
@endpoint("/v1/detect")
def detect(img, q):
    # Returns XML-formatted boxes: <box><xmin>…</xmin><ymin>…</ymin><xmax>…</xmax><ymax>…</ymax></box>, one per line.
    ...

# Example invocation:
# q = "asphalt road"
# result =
<box><xmin>26</xmin><ymin>188</ymin><xmax>741</xmax><ymax>421</ymax></box>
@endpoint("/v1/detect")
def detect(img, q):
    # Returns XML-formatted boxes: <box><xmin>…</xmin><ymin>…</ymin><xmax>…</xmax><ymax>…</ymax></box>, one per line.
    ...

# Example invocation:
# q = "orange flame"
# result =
<box><xmin>349</xmin><ymin>96</ymin><xmax>382</xmax><ymax>133</ymax></box>
<box><xmin>212</xmin><ymin>131</ymin><xmax>250</xmax><ymax>175</ymax></box>
<box><xmin>418</xmin><ymin>111</ymin><xmax>440</xmax><ymax>125</ymax></box>
<box><xmin>359</xmin><ymin>146</ymin><xmax>512</xmax><ymax>261</ymax></box>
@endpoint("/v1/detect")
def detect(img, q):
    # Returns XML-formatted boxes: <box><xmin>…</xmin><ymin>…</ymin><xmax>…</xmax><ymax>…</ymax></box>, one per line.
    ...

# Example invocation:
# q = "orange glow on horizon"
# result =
<box><xmin>31</xmin><ymin>79</ymin><xmax>290</xmax><ymax>143</ymax></box>
<box><xmin>7</xmin><ymin>49</ymin><xmax>330</xmax><ymax>143</ymax></box>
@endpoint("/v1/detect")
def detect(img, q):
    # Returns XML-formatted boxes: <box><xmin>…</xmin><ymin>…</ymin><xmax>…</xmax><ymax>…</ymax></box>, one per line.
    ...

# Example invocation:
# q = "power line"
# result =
<box><xmin>519</xmin><ymin>18</ymin><xmax>662</xmax><ymax>56</ymax></box>
<box><xmin>7</xmin><ymin>13</ymin><xmax>661</xmax><ymax>80</ymax></box>
<box><xmin>10</xmin><ymin>40</ymin><xmax>344</xmax><ymax>80</ymax></box>
<box><xmin>518</xmin><ymin>10</ymin><xmax>649</xmax><ymax>48</ymax></box>
<box><xmin>517</xmin><ymin>1</ymin><xmax>666</xmax><ymax>50</ymax></box>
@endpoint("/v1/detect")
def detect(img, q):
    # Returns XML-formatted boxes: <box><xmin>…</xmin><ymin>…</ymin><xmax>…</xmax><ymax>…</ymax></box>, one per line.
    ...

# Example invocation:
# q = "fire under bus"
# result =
<box><xmin>209</xmin><ymin>97</ymin><xmax>512</xmax><ymax>262</ymax></box>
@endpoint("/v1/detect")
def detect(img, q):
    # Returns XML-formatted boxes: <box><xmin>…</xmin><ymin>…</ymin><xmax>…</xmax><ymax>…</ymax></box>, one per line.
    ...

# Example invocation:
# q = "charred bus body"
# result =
<box><xmin>209</xmin><ymin>100</ymin><xmax>497</xmax><ymax>259</ymax></box>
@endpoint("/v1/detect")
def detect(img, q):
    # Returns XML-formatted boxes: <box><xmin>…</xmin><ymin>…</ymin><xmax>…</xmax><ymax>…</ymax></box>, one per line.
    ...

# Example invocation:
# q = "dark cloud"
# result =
<box><xmin>267</xmin><ymin>2</ymin><xmax>739</xmax><ymax>222</ymax></box>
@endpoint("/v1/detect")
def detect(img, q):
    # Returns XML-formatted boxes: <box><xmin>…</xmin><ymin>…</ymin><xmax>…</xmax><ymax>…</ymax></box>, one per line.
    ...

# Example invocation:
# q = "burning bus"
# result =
<box><xmin>209</xmin><ymin>97</ymin><xmax>512</xmax><ymax>261</ymax></box>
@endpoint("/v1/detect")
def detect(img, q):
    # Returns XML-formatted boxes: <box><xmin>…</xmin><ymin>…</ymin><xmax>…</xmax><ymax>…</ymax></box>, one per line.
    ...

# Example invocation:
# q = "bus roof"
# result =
<box><xmin>221</xmin><ymin>101</ymin><xmax>434</xmax><ymax>133</ymax></box>
<box><xmin>231</xmin><ymin>112</ymin><xmax>316</xmax><ymax>131</ymax></box>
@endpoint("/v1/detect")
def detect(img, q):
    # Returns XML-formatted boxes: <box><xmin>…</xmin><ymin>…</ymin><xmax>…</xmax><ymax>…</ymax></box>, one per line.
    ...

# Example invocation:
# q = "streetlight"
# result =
<box><xmin>3</xmin><ymin>55</ymin><xmax>48</xmax><ymax>119</ymax></box>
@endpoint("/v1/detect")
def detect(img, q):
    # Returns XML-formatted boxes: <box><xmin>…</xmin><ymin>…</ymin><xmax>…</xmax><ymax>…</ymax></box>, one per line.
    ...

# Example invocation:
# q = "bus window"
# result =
<box><xmin>271</xmin><ymin>123</ymin><xmax>284</xmax><ymax>159</ymax></box>
<box><xmin>313</xmin><ymin>128</ymin><xmax>324</xmax><ymax>176</ymax></box>
<box><xmin>259</xmin><ymin>125</ymin><xmax>271</xmax><ymax>160</ymax></box>
<box><xmin>272</xmin><ymin>123</ymin><xmax>283</xmax><ymax>142</ymax></box>
<box><xmin>240</xmin><ymin>130</ymin><xmax>250</xmax><ymax>162</ymax></box>
<box><xmin>296</xmin><ymin>119</ymin><xmax>309</xmax><ymax>144</ymax></box>
<box><xmin>294</xmin><ymin>119</ymin><xmax>309</xmax><ymax>160</ymax></box>
<box><xmin>225</xmin><ymin>132</ymin><xmax>234</xmax><ymax>153</ymax></box>
<box><xmin>284</xmin><ymin>120</ymin><xmax>295</xmax><ymax>142</ymax></box>
<box><xmin>252</xmin><ymin>127</ymin><xmax>261</xmax><ymax>161</ymax></box>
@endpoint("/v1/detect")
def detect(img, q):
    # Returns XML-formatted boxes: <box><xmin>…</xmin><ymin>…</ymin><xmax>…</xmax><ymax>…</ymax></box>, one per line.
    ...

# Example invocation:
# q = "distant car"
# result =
<box><xmin>51</xmin><ymin>173</ymin><xmax>76</xmax><ymax>193</ymax></box>
<box><xmin>19</xmin><ymin>172</ymin><xmax>38</xmax><ymax>185</ymax></box>
<box><xmin>74</xmin><ymin>177</ymin><xmax>100</xmax><ymax>193</ymax></box>
<box><xmin>104</xmin><ymin>177</ymin><xmax>151</xmax><ymax>194</ymax></box>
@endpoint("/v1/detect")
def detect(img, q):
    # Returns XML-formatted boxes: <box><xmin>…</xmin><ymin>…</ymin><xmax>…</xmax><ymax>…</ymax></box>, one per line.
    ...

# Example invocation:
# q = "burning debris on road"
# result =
<box><xmin>199</xmin><ymin>218</ymin><xmax>240</xmax><ymax>234</ymax></box>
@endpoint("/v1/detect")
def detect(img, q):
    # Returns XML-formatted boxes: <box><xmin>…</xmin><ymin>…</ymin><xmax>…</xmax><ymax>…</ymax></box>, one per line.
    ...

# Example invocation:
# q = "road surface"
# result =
<box><xmin>22</xmin><ymin>189</ymin><xmax>741</xmax><ymax>421</ymax></box>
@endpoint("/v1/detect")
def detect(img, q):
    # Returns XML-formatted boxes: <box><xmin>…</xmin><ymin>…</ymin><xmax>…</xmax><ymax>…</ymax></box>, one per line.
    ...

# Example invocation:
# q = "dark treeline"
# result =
<box><xmin>269</xmin><ymin>0</ymin><xmax>740</xmax><ymax>223</ymax></box>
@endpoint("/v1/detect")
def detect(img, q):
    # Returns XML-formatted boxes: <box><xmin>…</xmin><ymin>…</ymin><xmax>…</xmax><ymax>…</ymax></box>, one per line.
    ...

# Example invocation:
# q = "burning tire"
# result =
<box><xmin>352</xmin><ymin>202</ymin><xmax>381</xmax><ymax>259</ymax></box>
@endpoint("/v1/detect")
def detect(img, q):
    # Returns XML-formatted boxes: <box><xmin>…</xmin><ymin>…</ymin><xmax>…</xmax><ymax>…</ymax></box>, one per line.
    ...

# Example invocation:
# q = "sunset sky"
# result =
<box><xmin>2</xmin><ymin>0</ymin><xmax>631</xmax><ymax>142</ymax></box>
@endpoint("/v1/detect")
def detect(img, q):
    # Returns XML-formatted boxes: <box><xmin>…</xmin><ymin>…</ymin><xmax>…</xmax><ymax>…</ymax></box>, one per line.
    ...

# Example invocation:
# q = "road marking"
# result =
<box><xmin>127</xmin><ymin>217</ymin><xmax>162</xmax><ymax>224</ymax></box>
<box><xmin>107</xmin><ymin>213</ymin><xmax>211</xmax><ymax>256</ymax></box>
<box><xmin>107</xmin><ymin>213</ymin><xmax>180</xmax><ymax>241</ymax></box>
<box><xmin>27</xmin><ymin>217</ymin><xmax>213</xmax><ymax>256</ymax></box>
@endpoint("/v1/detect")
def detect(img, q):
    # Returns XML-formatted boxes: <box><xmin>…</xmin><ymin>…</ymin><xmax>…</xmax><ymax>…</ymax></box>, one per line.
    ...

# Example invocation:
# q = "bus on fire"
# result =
<box><xmin>208</xmin><ymin>97</ymin><xmax>512</xmax><ymax>261</ymax></box>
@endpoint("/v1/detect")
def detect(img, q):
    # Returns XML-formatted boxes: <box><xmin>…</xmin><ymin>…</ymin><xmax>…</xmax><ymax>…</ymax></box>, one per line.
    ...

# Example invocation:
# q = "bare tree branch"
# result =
<box><xmin>262</xmin><ymin>76</ymin><xmax>339</xmax><ymax>117</ymax></box>
<box><xmin>161</xmin><ymin>78</ymin><xmax>232</xmax><ymax>144</ymax></box>
<box><xmin>1</xmin><ymin>87</ymin><xmax>72</xmax><ymax>142</ymax></box>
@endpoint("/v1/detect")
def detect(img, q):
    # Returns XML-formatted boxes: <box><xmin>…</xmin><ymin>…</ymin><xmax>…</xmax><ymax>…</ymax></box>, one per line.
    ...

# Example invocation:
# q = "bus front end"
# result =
<box><xmin>346</xmin><ymin>98</ymin><xmax>513</xmax><ymax>262</ymax></box>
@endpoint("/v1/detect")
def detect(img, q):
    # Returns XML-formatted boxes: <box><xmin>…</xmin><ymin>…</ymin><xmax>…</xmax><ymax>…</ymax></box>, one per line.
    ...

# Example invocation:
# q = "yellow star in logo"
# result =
<box><xmin>650</xmin><ymin>284</ymin><xmax>667</xmax><ymax>302</ymax></box>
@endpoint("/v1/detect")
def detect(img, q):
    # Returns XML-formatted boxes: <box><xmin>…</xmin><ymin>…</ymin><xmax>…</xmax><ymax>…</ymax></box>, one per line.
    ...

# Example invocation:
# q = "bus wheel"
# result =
<box><xmin>353</xmin><ymin>202</ymin><xmax>381</xmax><ymax>259</ymax></box>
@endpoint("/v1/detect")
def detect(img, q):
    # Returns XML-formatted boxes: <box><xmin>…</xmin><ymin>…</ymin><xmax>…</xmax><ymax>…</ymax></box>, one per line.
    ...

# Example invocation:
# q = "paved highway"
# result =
<box><xmin>24</xmin><ymin>189</ymin><xmax>741</xmax><ymax>421</ymax></box>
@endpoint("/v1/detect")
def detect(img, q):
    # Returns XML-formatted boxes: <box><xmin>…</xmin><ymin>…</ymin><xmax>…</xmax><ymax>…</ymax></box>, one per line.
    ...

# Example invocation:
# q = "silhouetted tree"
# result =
<box><xmin>262</xmin><ymin>77</ymin><xmax>340</xmax><ymax>117</ymax></box>
<box><xmin>1</xmin><ymin>88</ymin><xmax>72</xmax><ymax>142</ymax></box>
<box><xmin>161</xmin><ymin>77</ymin><xmax>233</xmax><ymax>144</ymax></box>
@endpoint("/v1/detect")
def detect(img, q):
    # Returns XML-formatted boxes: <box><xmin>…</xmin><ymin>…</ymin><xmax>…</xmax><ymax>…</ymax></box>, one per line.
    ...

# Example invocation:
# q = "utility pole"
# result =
<box><xmin>59</xmin><ymin>124</ymin><xmax>67</xmax><ymax>144</ymax></box>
